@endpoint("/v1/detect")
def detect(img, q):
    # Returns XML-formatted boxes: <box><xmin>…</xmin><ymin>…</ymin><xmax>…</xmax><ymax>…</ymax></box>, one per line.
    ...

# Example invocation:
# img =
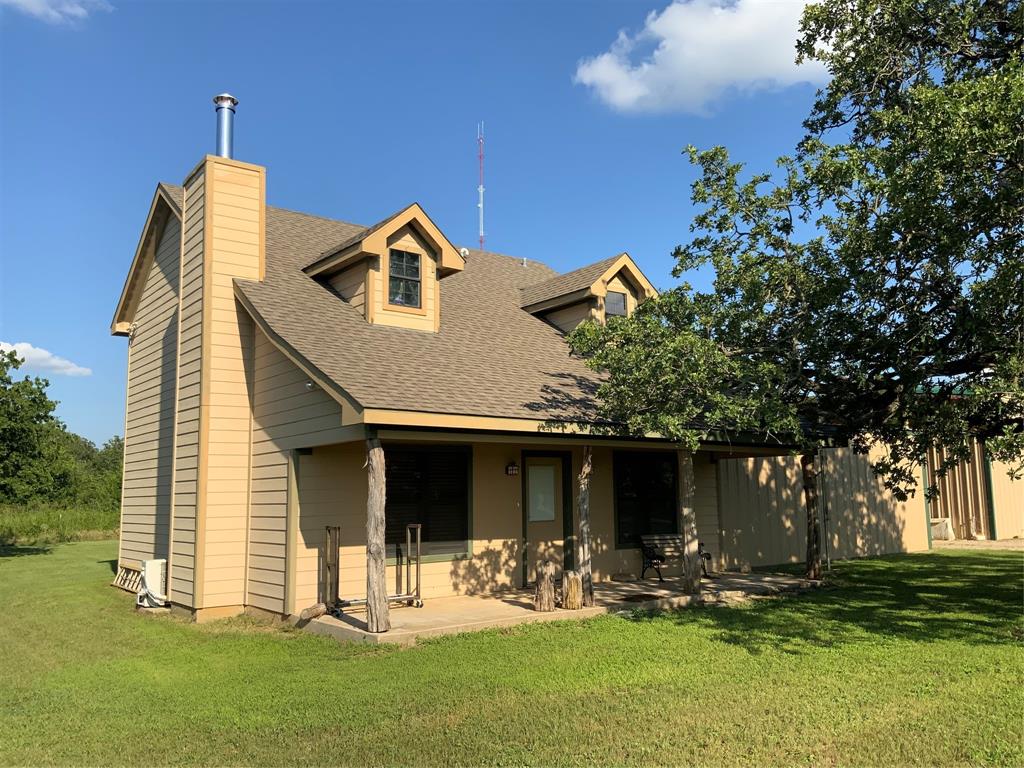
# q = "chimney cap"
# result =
<box><xmin>213</xmin><ymin>93</ymin><xmax>239</xmax><ymax>109</ymax></box>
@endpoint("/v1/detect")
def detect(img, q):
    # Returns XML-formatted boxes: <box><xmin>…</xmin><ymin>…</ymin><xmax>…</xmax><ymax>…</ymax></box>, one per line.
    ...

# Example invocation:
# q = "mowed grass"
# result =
<box><xmin>0</xmin><ymin>541</ymin><xmax>1021</xmax><ymax>767</ymax></box>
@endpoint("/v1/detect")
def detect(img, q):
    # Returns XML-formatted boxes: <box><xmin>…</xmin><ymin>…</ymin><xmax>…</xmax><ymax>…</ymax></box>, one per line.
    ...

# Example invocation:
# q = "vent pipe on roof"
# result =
<box><xmin>213</xmin><ymin>93</ymin><xmax>238</xmax><ymax>158</ymax></box>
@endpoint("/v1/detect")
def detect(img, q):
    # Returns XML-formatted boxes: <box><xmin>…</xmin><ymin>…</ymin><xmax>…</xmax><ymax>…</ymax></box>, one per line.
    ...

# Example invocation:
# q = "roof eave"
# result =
<box><xmin>521</xmin><ymin>286</ymin><xmax>594</xmax><ymax>314</ymax></box>
<box><xmin>110</xmin><ymin>184</ymin><xmax>182</xmax><ymax>336</ymax></box>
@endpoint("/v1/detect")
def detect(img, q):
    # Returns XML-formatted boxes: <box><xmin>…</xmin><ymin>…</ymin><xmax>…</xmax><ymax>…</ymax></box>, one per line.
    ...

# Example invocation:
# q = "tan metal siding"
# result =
<box><xmin>926</xmin><ymin>442</ymin><xmax>992</xmax><ymax>539</ymax></box>
<box><xmin>990</xmin><ymin>460</ymin><xmax>1023</xmax><ymax>540</ymax></box>
<box><xmin>249</xmin><ymin>327</ymin><xmax>345</xmax><ymax>614</ymax></box>
<box><xmin>718</xmin><ymin>456</ymin><xmax>806</xmax><ymax>569</ymax></box>
<box><xmin>118</xmin><ymin>217</ymin><xmax>181</xmax><ymax>568</ymax></box>
<box><xmin>169</xmin><ymin>170</ymin><xmax>205</xmax><ymax>606</ymax></box>
<box><xmin>718</xmin><ymin>448</ymin><xmax>928</xmax><ymax>569</ymax></box>
<box><xmin>821</xmin><ymin>446</ymin><xmax>928</xmax><ymax>559</ymax></box>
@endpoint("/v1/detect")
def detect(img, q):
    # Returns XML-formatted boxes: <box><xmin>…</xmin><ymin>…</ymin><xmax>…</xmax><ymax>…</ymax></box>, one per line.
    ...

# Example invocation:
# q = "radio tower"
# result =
<box><xmin>477</xmin><ymin>122</ymin><xmax>485</xmax><ymax>250</ymax></box>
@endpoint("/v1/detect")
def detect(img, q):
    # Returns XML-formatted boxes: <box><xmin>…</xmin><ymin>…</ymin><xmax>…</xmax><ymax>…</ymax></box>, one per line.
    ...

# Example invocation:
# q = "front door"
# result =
<box><xmin>524</xmin><ymin>455</ymin><xmax>565</xmax><ymax>584</ymax></box>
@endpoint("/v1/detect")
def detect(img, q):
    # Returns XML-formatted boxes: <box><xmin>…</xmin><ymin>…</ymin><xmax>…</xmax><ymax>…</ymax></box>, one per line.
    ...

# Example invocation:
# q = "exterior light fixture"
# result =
<box><xmin>304</xmin><ymin>381</ymin><xmax>315</xmax><ymax>391</ymax></box>
<box><xmin>505</xmin><ymin>461</ymin><xmax>519</xmax><ymax>477</ymax></box>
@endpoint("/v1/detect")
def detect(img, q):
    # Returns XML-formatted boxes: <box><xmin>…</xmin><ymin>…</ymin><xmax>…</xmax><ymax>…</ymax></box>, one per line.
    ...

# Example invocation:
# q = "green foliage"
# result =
<box><xmin>1</xmin><ymin>540</ymin><xmax>1020</xmax><ymax>765</ymax></box>
<box><xmin>571</xmin><ymin>0</ymin><xmax>1023</xmax><ymax>496</ymax></box>
<box><xmin>0</xmin><ymin>505</ymin><xmax>120</xmax><ymax>546</ymax></box>
<box><xmin>0</xmin><ymin>351</ymin><xmax>123</xmax><ymax>511</ymax></box>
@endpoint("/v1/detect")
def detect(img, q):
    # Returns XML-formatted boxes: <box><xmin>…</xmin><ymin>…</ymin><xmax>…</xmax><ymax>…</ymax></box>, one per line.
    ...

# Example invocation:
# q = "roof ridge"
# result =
<box><xmin>520</xmin><ymin>252</ymin><xmax>622</xmax><ymax>289</ymax></box>
<box><xmin>158</xmin><ymin>180</ymin><xmax>557</xmax><ymax>273</ymax></box>
<box><xmin>267</xmin><ymin>204</ymin><xmax>363</xmax><ymax>228</ymax></box>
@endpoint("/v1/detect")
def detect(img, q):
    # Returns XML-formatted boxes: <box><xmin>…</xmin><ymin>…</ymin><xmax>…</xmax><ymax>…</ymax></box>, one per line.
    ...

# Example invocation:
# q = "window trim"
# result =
<box><xmin>612</xmin><ymin>449</ymin><xmax>679</xmax><ymax>550</ymax></box>
<box><xmin>605</xmin><ymin>290</ymin><xmax>629</xmax><ymax>318</ymax></box>
<box><xmin>382</xmin><ymin>443</ymin><xmax>473</xmax><ymax>562</ymax></box>
<box><xmin>385</xmin><ymin>248</ymin><xmax>428</xmax><ymax>315</ymax></box>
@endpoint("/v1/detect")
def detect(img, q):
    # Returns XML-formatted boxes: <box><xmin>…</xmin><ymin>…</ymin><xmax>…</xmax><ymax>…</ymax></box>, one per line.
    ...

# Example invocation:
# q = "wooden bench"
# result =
<box><xmin>640</xmin><ymin>534</ymin><xmax>712</xmax><ymax>582</ymax></box>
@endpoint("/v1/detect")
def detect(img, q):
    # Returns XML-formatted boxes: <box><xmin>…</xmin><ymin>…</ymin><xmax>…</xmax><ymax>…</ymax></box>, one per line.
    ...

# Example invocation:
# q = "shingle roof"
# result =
<box><xmin>159</xmin><ymin>182</ymin><xmax>183</xmax><ymax>210</ymax></box>
<box><xmin>519</xmin><ymin>254</ymin><xmax>622</xmax><ymax>309</ymax></box>
<box><xmin>302</xmin><ymin>206</ymin><xmax>404</xmax><ymax>271</ymax></box>
<box><xmin>157</xmin><ymin>183</ymin><xmax>604</xmax><ymax>422</ymax></box>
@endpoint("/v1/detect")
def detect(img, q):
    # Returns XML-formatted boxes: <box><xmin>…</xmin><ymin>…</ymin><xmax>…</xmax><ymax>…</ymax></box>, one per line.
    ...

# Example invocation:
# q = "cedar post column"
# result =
<box><xmin>366</xmin><ymin>437</ymin><xmax>390</xmax><ymax>633</ymax></box>
<box><xmin>677</xmin><ymin>450</ymin><xmax>701</xmax><ymax>594</ymax></box>
<box><xmin>801</xmin><ymin>452</ymin><xmax>823</xmax><ymax>580</ymax></box>
<box><xmin>578</xmin><ymin>445</ymin><xmax>595</xmax><ymax>607</ymax></box>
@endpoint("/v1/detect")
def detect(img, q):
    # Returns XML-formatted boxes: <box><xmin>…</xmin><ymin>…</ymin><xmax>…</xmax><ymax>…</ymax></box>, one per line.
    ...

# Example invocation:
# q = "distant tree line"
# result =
<box><xmin>0</xmin><ymin>350</ymin><xmax>123</xmax><ymax>511</ymax></box>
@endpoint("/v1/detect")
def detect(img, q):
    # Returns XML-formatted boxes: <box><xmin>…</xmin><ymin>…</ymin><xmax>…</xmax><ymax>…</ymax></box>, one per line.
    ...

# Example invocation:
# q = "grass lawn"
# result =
<box><xmin>1</xmin><ymin>541</ymin><xmax>1021</xmax><ymax>766</ymax></box>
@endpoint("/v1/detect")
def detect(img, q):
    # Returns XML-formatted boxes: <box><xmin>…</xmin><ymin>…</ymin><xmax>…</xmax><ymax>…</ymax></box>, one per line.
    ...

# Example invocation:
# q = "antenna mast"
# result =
<box><xmin>477</xmin><ymin>122</ymin><xmax>485</xmax><ymax>250</ymax></box>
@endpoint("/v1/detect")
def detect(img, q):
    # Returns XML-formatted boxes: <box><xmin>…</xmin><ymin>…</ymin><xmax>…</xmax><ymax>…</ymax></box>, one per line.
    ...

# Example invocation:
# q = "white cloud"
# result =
<box><xmin>1</xmin><ymin>342</ymin><xmax>92</xmax><ymax>377</ymax></box>
<box><xmin>574</xmin><ymin>0</ymin><xmax>828</xmax><ymax>114</ymax></box>
<box><xmin>0</xmin><ymin>0</ymin><xmax>112</xmax><ymax>24</ymax></box>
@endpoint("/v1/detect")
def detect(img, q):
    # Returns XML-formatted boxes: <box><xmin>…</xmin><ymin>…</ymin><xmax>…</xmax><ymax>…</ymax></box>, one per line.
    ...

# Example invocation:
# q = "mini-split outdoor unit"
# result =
<box><xmin>136</xmin><ymin>558</ymin><xmax>168</xmax><ymax>608</ymax></box>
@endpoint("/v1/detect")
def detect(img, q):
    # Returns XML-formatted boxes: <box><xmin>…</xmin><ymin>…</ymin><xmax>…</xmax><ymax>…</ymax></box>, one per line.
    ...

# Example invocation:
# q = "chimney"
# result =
<box><xmin>213</xmin><ymin>93</ymin><xmax>238</xmax><ymax>158</ymax></box>
<box><xmin>167</xmin><ymin>94</ymin><xmax>265</xmax><ymax>612</ymax></box>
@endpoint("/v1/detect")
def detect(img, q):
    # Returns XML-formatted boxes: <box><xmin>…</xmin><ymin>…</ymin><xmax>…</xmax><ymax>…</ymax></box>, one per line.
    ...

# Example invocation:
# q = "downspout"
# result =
<box><xmin>982</xmin><ymin>448</ymin><xmax>998</xmax><ymax>541</ymax></box>
<box><xmin>819</xmin><ymin>451</ymin><xmax>831</xmax><ymax>572</ymax></box>
<box><xmin>922</xmin><ymin>453</ymin><xmax>933</xmax><ymax>550</ymax></box>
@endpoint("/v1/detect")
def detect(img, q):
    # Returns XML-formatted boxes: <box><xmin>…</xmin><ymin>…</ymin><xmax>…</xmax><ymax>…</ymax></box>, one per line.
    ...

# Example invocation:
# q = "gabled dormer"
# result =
<box><xmin>521</xmin><ymin>252</ymin><xmax>657</xmax><ymax>333</ymax></box>
<box><xmin>303</xmin><ymin>203</ymin><xmax>464</xmax><ymax>332</ymax></box>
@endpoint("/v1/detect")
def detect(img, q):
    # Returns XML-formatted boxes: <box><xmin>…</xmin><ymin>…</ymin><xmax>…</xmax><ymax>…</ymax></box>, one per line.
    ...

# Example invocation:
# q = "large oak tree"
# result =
<box><xmin>570</xmin><ymin>0</ymin><xmax>1023</xmax><ymax>576</ymax></box>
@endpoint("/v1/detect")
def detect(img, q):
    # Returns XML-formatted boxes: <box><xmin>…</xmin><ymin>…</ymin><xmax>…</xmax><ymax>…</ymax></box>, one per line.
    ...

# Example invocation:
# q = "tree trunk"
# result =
<box><xmin>802</xmin><ymin>452</ymin><xmax>823</xmax><ymax>580</ymax></box>
<box><xmin>678</xmin><ymin>450</ymin><xmax>701</xmax><ymax>594</ymax></box>
<box><xmin>562</xmin><ymin>570</ymin><xmax>583</xmax><ymax>610</ymax></box>
<box><xmin>366</xmin><ymin>437</ymin><xmax>390</xmax><ymax>633</ymax></box>
<box><xmin>577</xmin><ymin>445</ymin><xmax>595</xmax><ymax>607</ymax></box>
<box><xmin>534</xmin><ymin>560</ymin><xmax>555</xmax><ymax>612</ymax></box>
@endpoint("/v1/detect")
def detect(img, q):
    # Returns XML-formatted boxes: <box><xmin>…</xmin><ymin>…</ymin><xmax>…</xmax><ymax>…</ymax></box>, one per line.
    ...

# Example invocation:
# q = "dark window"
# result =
<box><xmin>388</xmin><ymin>249</ymin><xmax>421</xmax><ymax>308</ymax></box>
<box><xmin>385</xmin><ymin>446</ymin><xmax>470</xmax><ymax>555</ymax></box>
<box><xmin>613</xmin><ymin>450</ymin><xmax>677</xmax><ymax>548</ymax></box>
<box><xmin>606</xmin><ymin>290</ymin><xmax>628</xmax><ymax>317</ymax></box>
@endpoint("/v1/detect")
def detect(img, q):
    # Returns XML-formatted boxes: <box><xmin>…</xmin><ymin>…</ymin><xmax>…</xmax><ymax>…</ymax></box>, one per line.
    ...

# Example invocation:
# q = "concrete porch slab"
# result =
<box><xmin>932</xmin><ymin>538</ymin><xmax>1024</xmax><ymax>551</ymax></box>
<box><xmin>304</xmin><ymin>572</ymin><xmax>817</xmax><ymax>646</ymax></box>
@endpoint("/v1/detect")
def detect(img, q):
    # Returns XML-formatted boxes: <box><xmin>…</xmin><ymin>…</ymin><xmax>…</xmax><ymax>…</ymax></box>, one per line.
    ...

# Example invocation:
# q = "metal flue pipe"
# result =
<box><xmin>213</xmin><ymin>93</ymin><xmax>238</xmax><ymax>158</ymax></box>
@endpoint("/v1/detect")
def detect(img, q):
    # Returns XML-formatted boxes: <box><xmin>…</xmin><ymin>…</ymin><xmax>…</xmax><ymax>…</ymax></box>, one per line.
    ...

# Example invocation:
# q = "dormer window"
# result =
<box><xmin>388</xmin><ymin>249</ymin><xmax>421</xmax><ymax>308</ymax></box>
<box><xmin>606</xmin><ymin>290</ymin><xmax>627</xmax><ymax>317</ymax></box>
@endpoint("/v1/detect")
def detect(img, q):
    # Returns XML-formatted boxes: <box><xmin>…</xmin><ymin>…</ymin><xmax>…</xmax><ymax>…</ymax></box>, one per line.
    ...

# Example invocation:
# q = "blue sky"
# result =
<box><xmin>0</xmin><ymin>0</ymin><xmax>824</xmax><ymax>445</ymax></box>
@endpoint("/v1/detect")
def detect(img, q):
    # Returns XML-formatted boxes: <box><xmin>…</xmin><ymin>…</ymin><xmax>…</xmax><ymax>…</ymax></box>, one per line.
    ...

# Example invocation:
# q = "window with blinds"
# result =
<box><xmin>384</xmin><ymin>445</ymin><xmax>471</xmax><ymax>557</ymax></box>
<box><xmin>606</xmin><ymin>290</ymin><xmax>628</xmax><ymax>317</ymax></box>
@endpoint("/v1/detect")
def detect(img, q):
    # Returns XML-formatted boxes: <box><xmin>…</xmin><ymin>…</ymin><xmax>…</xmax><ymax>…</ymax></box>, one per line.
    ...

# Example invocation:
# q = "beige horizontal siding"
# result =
<box><xmin>118</xmin><ymin>215</ymin><xmax>181</xmax><ymax>569</ymax></box>
<box><xmin>249</xmin><ymin>326</ymin><xmax>344</xmax><ymax>614</ymax></box>
<box><xmin>169</xmin><ymin>170</ymin><xmax>204</xmax><ymax>606</ymax></box>
<box><xmin>693</xmin><ymin>453</ymin><xmax>721</xmax><ymax>566</ymax></box>
<box><xmin>328</xmin><ymin>262</ymin><xmax>367</xmax><ymax>315</ymax></box>
<box><xmin>543</xmin><ymin>301</ymin><xmax>593</xmax><ymax>334</ymax></box>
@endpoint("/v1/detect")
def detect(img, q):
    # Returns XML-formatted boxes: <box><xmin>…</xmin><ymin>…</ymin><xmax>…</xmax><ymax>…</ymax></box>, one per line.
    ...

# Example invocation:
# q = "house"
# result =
<box><xmin>111</xmin><ymin>96</ymin><xmax>943</xmax><ymax>629</ymax></box>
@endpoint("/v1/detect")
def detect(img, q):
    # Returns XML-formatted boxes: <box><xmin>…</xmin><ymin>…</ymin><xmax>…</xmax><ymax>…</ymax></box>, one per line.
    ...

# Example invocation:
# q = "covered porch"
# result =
<box><xmin>283</xmin><ymin>431</ymin><xmax>763</xmax><ymax>633</ymax></box>
<box><xmin>303</xmin><ymin>570</ymin><xmax>816</xmax><ymax>645</ymax></box>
